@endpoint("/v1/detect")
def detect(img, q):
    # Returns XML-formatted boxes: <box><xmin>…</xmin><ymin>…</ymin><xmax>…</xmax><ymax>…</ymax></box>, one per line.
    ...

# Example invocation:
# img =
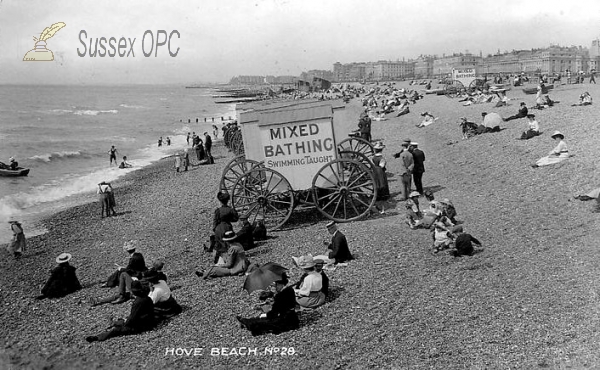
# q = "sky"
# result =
<box><xmin>1</xmin><ymin>0</ymin><xmax>600</xmax><ymax>85</ymax></box>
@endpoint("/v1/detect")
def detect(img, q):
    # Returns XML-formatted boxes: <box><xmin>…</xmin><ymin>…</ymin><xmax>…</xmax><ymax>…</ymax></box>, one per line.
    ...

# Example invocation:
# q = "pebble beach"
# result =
<box><xmin>2</xmin><ymin>80</ymin><xmax>600</xmax><ymax>369</ymax></box>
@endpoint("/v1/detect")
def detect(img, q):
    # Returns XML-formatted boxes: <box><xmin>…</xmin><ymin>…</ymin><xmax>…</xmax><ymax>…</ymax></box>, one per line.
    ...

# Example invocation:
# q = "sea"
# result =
<box><xmin>0</xmin><ymin>84</ymin><xmax>236</xmax><ymax>245</ymax></box>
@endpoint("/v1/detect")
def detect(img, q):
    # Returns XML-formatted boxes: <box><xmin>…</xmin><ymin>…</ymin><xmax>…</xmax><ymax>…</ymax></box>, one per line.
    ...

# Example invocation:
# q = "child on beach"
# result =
<box><xmin>7</xmin><ymin>219</ymin><xmax>26</xmax><ymax>258</ymax></box>
<box><xmin>174</xmin><ymin>153</ymin><xmax>181</xmax><ymax>172</ymax></box>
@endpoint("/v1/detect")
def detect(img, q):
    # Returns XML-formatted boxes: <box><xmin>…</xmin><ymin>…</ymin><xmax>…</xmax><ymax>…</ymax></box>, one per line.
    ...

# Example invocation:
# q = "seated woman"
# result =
<box><xmin>294</xmin><ymin>255</ymin><xmax>326</xmax><ymax>309</ymax></box>
<box><xmin>142</xmin><ymin>270</ymin><xmax>182</xmax><ymax>320</ymax></box>
<box><xmin>572</xmin><ymin>92</ymin><xmax>592</xmax><ymax>106</ymax></box>
<box><xmin>533</xmin><ymin>131</ymin><xmax>570</xmax><ymax>167</ymax></box>
<box><xmin>36</xmin><ymin>253</ymin><xmax>82</xmax><ymax>299</ymax></box>
<box><xmin>236</xmin><ymin>273</ymin><xmax>300</xmax><ymax>336</ymax></box>
<box><xmin>396</xmin><ymin>101</ymin><xmax>410</xmax><ymax>117</ymax></box>
<box><xmin>405</xmin><ymin>191</ymin><xmax>423</xmax><ymax>229</ymax></box>
<box><xmin>431</xmin><ymin>222</ymin><xmax>457</xmax><ymax>254</ymax></box>
<box><xmin>86</xmin><ymin>281</ymin><xmax>155</xmax><ymax>343</ymax></box>
<box><xmin>519</xmin><ymin>114</ymin><xmax>540</xmax><ymax>140</ymax></box>
<box><xmin>459</xmin><ymin>117</ymin><xmax>479</xmax><ymax>139</ymax></box>
<box><xmin>295</xmin><ymin>259</ymin><xmax>329</xmax><ymax>298</ymax></box>
<box><xmin>197</xmin><ymin>231</ymin><xmax>250</xmax><ymax>279</ymax></box>
<box><xmin>416</xmin><ymin>112</ymin><xmax>436</xmax><ymax>128</ymax></box>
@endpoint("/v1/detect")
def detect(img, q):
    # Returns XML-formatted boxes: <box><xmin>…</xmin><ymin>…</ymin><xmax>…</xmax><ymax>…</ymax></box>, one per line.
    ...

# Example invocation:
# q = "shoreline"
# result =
<box><xmin>3</xmin><ymin>88</ymin><xmax>600</xmax><ymax>369</ymax></box>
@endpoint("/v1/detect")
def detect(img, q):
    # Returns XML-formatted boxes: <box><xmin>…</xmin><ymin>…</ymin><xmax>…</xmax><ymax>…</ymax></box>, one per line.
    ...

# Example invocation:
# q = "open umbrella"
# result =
<box><xmin>243</xmin><ymin>262</ymin><xmax>288</xmax><ymax>294</ymax></box>
<box><xmin>483</xmin><ymin>112</ymin><xmax>503</xmax><ymax>129</ymax></box>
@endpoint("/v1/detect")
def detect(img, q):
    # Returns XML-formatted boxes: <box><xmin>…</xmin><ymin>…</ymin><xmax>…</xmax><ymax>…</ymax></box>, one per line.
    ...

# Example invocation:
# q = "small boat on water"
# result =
<box><xmin>0</xmin><ymin>167</ymin><xmax>30</xmax><ymax>177</ymax></box>
<box><xmin>523</xmin><ymin>84</ymin><xmax>553</xmax><ymax>95</ymax></box>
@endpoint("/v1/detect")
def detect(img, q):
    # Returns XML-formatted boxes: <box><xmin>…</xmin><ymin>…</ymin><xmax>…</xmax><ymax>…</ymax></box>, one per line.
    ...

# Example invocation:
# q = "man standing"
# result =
<box><xmin>108</xmin><ymin>146</ymin><xmax>118</xmax><ymax>166</ymax></box>
<box><xmin>204</xmin><ymin>132</ymin><xmax>213</xmax><ymax>159</ymax></box>
<box><xmin>323</xmin><ymin>222</ymin><xmax>352</xmax><ymax>264</ymax></box>
<box><xmin>393</xmin><ymin>140</ymin><xmax>414</xmax><ymax>201</ymax></box>
<box><xmin>358</xmin><ymin>113</ymin><xmax>372</xmax><ymax>142</ymax></box>
<box><xmin>590</xmin><ymin>69</ymin><xmax>596</xmax><ymax>84</ymax></box>
<box><xmin>410</xmin><ymin>142</ymin><xmax>425</xmax><ymax>195</ymax></box>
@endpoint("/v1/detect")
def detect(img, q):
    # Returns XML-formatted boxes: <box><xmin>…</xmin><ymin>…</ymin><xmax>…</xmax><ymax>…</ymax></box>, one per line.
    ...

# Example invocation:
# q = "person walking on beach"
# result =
<box><xmin>166</xmin><ymin>137</ymin><xmax>171</xmax><ymax>146</ymax></box>
<box><xmin>158</xmin><ymin>137</ymin><xmax>163</xmax><ymax>147</ymax></box>
<box><xmin>108</xmin><ymin>146</ymin><xmax>118</xmax><ymax>166</ymax></box>
<box><xmin>204</xmin><ymin>132</ymin><xmax>213</xmax><ymax>160</ymax></box>
<box><xmin>174</xmin><ymin>152</ymin><xmax>181</xmax><ymax>172</ymax></box>
<box><xmin>97</xmin><ymin>182</ymin><xmax>117</xmax><ymax>218</ymax></box>
<box><xmin>393</xmin><ymin>140</ymin><xmax>414</xmax><ymax>201</ymax></box>
<box><xmin>590</xmin><ymin>69</ymin><xmax>596</xmax><ymax>84</ymax></box>
<box><xmin>195</xmin><ymin>139</ymin><xmax>205</xmax><ymax>162</ymax></box>
<box><xmin>186</xmin><ymin>132</ymin><xmax>191</xmax><ymax>145</ymax></box>
<box><xmin>182</xmin><ymin>148</ymin><xmax>189</xmax><ymax>171</ymax></box>
<box><xmin>212</xmin><ymin>125</ymin><xmax>219</xmax><ymax>138</ymax></box>
<box><xmin>409</xmin><ymin>142</ymin><xmax>425</xmax><ymax>195</ymax></box>
<box><xmin>6</xmin><ymin>218</ymin><xmax>26</xmax><ymax>258</ymax></box>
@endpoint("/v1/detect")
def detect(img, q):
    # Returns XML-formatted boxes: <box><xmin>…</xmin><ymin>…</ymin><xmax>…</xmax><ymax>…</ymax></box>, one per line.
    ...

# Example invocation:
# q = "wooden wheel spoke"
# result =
<box><xmin>317</xmin><ymin>191</ymin><xmax>338</xmax><ymax>202</ymax></box>
<box><xmin>349</xmin><ymin>198</ymin><xmax>360</xmax><ymax>216</ymax></box>
<box><xmin>352</xmin><ymin>196</ymin><xmax>372</xmax><ymax>208</ymax></box>
<box><xmin>331</xmin><ymin>195</ymin><xmax>343</xmax><ymax>217</ymax></box>
<box><xmin>342</xmin><ymin>197</ymin><xmax>348</xmax><ymax>219</ymax></box>
<box><xmin>266</xmin><ymin>203</ymin><xmax>287</xmax><ymax>217</ymax></box>
<box><xmin>318</xmin><ymin>172</ymin><xmax>339</xmax><ymax>188</ymax></box>
<box><xmin>270</xmin><ymin>198</ymin><xmax>293</xmax><ymax>206</ymax></box>
<box><xmin>266</xmin><ymin>177</ymin><xmax>283</xmax><ymax>195</ymax></box>
<box><xmin>347</xmin><ymin>171</ymin><xmax>367</xmax><ymax>188</ymax></box>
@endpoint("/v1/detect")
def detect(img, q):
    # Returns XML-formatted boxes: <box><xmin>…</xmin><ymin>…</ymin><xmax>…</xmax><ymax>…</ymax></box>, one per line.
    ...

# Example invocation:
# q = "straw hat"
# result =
<box><xmin>550</xmin><ymin>131</ymin><xmax>564</xmax><ymax>139</ymax></box>
<box><xmin>409</xmin><ymin>191</ymin><xmax>421</xmax><ymax>198</ymax></box>
<box><xmin>410</xmin><ymin>142</ymin><xmax>419</xmax><ymax>147</ymax></box>
<box><xmin>9</xmin><ymin>157</ymin><xmax>15</xmax><ymax>163</ymax></box>
<box><xmin>297</xmin><ymin>255</ymin><xmax>315</xmax><ymax>269</ymax></box>
<box><xmin>373</xmin><ymin>141</ymin><xmax>385</xmax><ymax>150</ymax></box>
<box><xmin>222</xmin><ymin>230</ymin><xmax>237</xmax><ymax>242</ymax></box>
<box><xmin>56</xmin><ymin>253</ymin><xmax>72</xmax><ymax>264</ymax></box>
<box><xmin>123</xmin><ymin>240</ymin><xmax>138</xmax><ymax>252</ymax></box>
<box><xmin>326</xmin><ymin>221</ymin><xmax>337</xmax><ymax>228</ymax></box>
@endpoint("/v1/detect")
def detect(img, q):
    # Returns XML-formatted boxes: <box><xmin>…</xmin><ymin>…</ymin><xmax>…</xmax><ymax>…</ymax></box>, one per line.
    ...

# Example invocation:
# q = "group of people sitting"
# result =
<box><xmin>236</xmin><ymin>221</ymin><xmax>352</xmax><ymax>336</ymax></box>
<box><xmin>458</xmin><ymin>112</ymin><xmax>501</xmax><ymax>139</ymax></box>
<box><xmin>572</xmin><ymin>92</ymin><xmax>593</xmax><ymax>106</ymax></box>
<box><xmin>405</xmin><ymin>190</ymin><xmax>483</xmax><ymax>256</ymax></box>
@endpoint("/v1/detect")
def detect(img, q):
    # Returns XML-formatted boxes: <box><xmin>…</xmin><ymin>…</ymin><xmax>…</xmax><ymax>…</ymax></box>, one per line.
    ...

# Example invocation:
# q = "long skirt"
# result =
<box><xmin>243</xmin><ymin>311</ymin><xmax>299</xmax><ymax>336</ymax></box>
<box><xmin>520</xmin><ymin>129</ymin><xmax>540</xmax><ymax>140</ymax></box>
<box><xmin>7</xmin><ymin>233</ymin><xmax>26</xmax><ymax>254</ymax></box>
<box><xmin>296</xmin><ymin>291</ymin><xmax>325</xmax><ymax>309</ymax></box>
<box><xmin>373</xmin><ymin>167</ymin><xmax>390</xmax><ymax>200</ymax></box>
<box><xmin>536</xmin><ymin>154</ymin><xmax>569</xmax><ymax>167</ymax></box>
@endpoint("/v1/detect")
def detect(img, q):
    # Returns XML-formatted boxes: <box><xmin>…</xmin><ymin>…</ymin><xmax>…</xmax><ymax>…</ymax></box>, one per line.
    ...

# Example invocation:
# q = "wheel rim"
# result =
<box><xmin>219</xmin><ymin>156</ymin><xmax>261</xmax><ymax>193</ymax></box>
<box><xmin>338</xmin><ymin>150</ymin><xmax>375</xmax><ymax>171</ymax></box>
<box><xmin>337</xmin><ymin>138</ymin><xmax>374</xmax><ymax>157</ymax></box>
<box><xmin>231</xmin><ymin>168</ymin><xmax>294</xmax><ymax>231</ymax></box>
<box><xmin>312</xmin><ymin>158</ymin><xmax>377</xmax><ymax>222</ymax></box>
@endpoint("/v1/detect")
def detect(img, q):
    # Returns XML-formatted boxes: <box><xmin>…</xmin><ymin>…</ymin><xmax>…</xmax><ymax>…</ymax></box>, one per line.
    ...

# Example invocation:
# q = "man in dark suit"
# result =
<box><xmin>504</xmin><ymin>102</ymin><xmax>528</xmax><ymax>121</ymax></box>
<box><xmin>409</xmin><ymin>142</ymin><xmax>425</xmax><ymax>195</ymax></box>
<box><xmin>324</xmin><ymin>222</ymin><xmax>352</xmax><ymax>263</ymax></box>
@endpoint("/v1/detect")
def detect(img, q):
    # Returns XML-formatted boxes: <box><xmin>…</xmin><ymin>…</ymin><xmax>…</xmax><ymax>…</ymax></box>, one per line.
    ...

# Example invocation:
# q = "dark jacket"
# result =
<box><xmin>328</xmin><ymin>231</ymin><xmax>353</xmax><ymax>263</ymax></box>
<box><xmin>125</xmin><ymin>296</ymin><xmax>155</xmax><ymax>332</ymax></box>
<box><xmin>454</xmin><ymin>233</ymin><xmax>481</xmax><ymax>256</ymax></box>
<box><xmin>213</xmin><ymin>206</ymin><xmax>239</xmax><ymax>231</ymax></box>
<box><xmin>205</xmin><ymin>135</ymin><xmax>212</xmax><ymax>149</ymax></box>
<box><xmin>41</xmin><ymin>264</ymin><xmax>82</xmax><ymax>298</ymax></box>
<box><xmin>125</xmin><ymin>252</ymin><xmax>148</xmax><ymax>279</ymax></box>
<box><xmin>243</xmin><ymin>286</ymin><xmax>300</xmax><ymax>336</ymax></box>
<box><xmin>411</xmin><ymin>148</ymin><xmax>425</xmax><ymax>174</ymax></box>
<box><xmin>236</xmin><ymin>221</ymin><xmax>256</xmax><ymax>250</ymax></box>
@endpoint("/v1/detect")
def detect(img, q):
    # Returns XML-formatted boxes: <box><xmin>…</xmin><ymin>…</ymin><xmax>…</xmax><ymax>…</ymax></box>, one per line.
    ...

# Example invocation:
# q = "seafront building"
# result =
<box><xmin>228</xmin><ymin>39</ymin><xmax>600</xmax><ymax>86</ymax></box>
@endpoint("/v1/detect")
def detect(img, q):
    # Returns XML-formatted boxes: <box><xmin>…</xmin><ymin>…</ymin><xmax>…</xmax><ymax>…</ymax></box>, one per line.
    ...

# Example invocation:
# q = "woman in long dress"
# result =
<box><xmin>371</xmin><ymin>142</ymin><xmax>390</xmax><ymax>200</ymax></box>
<box><xmin>533</xmin><ymin>131</ymin><xmax>569</xmax><ymax>167</ymax></box>
<box><xmin>7</xmin><ymin>219</ymin><xmax>26</xmax><ymax>258</ymax></box>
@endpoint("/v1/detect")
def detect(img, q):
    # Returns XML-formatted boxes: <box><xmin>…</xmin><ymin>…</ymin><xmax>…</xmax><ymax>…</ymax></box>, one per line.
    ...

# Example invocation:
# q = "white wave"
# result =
<box><xmin>29</xmin><ymin>151</ymin><xmax>82</xmax><ymax>162</ymax></box>
<box><xmin>48</xmin><ymin>109</ymin><xmax>74</xmax><ymax>114</ymax></box>
<box><xmin>119</xmin><ymin>104</ymin><xmax>145</xmax><ymax>109</ymax></box>
<box><xmin>73</xmin><ymin>109</ymin><xmax>119</xmax><ymax>116</ymax></box>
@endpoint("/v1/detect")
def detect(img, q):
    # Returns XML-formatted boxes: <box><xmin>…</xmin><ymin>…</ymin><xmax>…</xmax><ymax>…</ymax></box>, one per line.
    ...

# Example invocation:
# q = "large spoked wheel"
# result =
<box><xmin>312</xmin><ymin>158</ymin><xmax>377</xmax><ymax>222</ymax></box>
<box><xmin>444</xmin><ymin>80</ymin><xmax>464</xmax><ymax>98</ymax></box>
<box><xmin>337</xmin><ymin>137</ymin><xmax>374</xmax><ymax>157</ymax></box>
<box><xmin>338</xmin><ymin>150</ymin><xmax>375</xmax><ymax>171</ymax></box>
<box><xmin>468</xmin><ymin>79</ymin><xmax>486</xmax><ymax>93</ymax></box>
<box><xmin>231</xmin><ymin>168</ymin><xmax>295</xmax><ymax>231</ymax></box>
<box><xmin>219</xmin><ymin>156</ymin><xmax>261</xmax><ymax>193</ymax></box>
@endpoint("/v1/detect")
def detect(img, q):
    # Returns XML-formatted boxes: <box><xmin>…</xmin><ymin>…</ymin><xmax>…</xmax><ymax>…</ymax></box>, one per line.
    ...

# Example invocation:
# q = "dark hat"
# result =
<box><xmin>142</xmin><ymin>270</ymin><xmax>161</xmax><ymax>284</ymax></box>
<box><xmin>520</xmin><ymin>102</ymin><xmax>526</xmax><ymax>106</ymax></box>
<box><xmin>527</xmin><ymin>114</ymin><xmax>535</xmax><ymax>118</ymax></box>
<box><xmin>222</xmin><ymin>230</ymin><xmax>237</xmax><ymax>242</ymax></box>
<box><xmin>403</xmin><ymin>138</ymin><xmax>412</xmax><ymax>143</ymax></box>
<box><xmin>481</xmin><ymin>112</ymin><xmax>487</xmax><ymax>116</ymax></box>
<box><xmin>217</xmin><ymin>191</ymin><xmax>230</xmax><ymax>203</ymax></box>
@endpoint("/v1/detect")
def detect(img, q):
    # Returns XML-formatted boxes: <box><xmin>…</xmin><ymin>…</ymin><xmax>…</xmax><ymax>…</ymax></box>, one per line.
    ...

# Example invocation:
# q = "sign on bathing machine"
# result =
<box><xmin>259</xmin><ymin>110</ymin><xmax>336</xmax><ymax>190</ymax></box>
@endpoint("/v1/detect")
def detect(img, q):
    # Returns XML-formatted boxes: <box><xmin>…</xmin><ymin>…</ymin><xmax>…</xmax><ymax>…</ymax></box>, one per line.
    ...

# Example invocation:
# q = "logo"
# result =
<box><xmin>23</xmin><ymin>22</ymin><xmax>66</xmax><ymax>62</ymax></box>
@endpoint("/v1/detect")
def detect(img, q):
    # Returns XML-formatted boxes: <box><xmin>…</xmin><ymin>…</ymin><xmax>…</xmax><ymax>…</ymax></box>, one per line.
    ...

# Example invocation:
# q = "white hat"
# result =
<box><xmin>297</xmin><ymin>255</ymin><xmax>315</xmax><ymax>269</ymax></box>
<box><xmin>56</xmin><ymin>253</ymin><xmax>72</xmax><ymax>264</ymax></box>
<box><xmin>409</xmin><ymin>191</ymin><xmax>421</xmax><ymax>198</ymax></box>
<box><xmin>373</xmin><ymin>141</ymin><xmax>385</xmax><ymax>150</ymax></box>
<box><xmin>410</xmin><ymin>142</ymin><xmax>418</xmax><ymax>146</ymax></box>
<box><xmin>222</xmin><ymin>230</ymin><xmax>237</xmax><ymax>242</ymax></box>
<box><xmin>550</xmin><ymin>131</ymin><xmax>564</xmax><ymax>139</ymax></box>
<box><xmin>123</xmin><ymin>240</ymin><xmax>138</xmax><ymax>252</ymax></box>
<box><xmin>9</xmin><ymin>157</ymin><xmax>15</xmax><ymax>162</ymax></box>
